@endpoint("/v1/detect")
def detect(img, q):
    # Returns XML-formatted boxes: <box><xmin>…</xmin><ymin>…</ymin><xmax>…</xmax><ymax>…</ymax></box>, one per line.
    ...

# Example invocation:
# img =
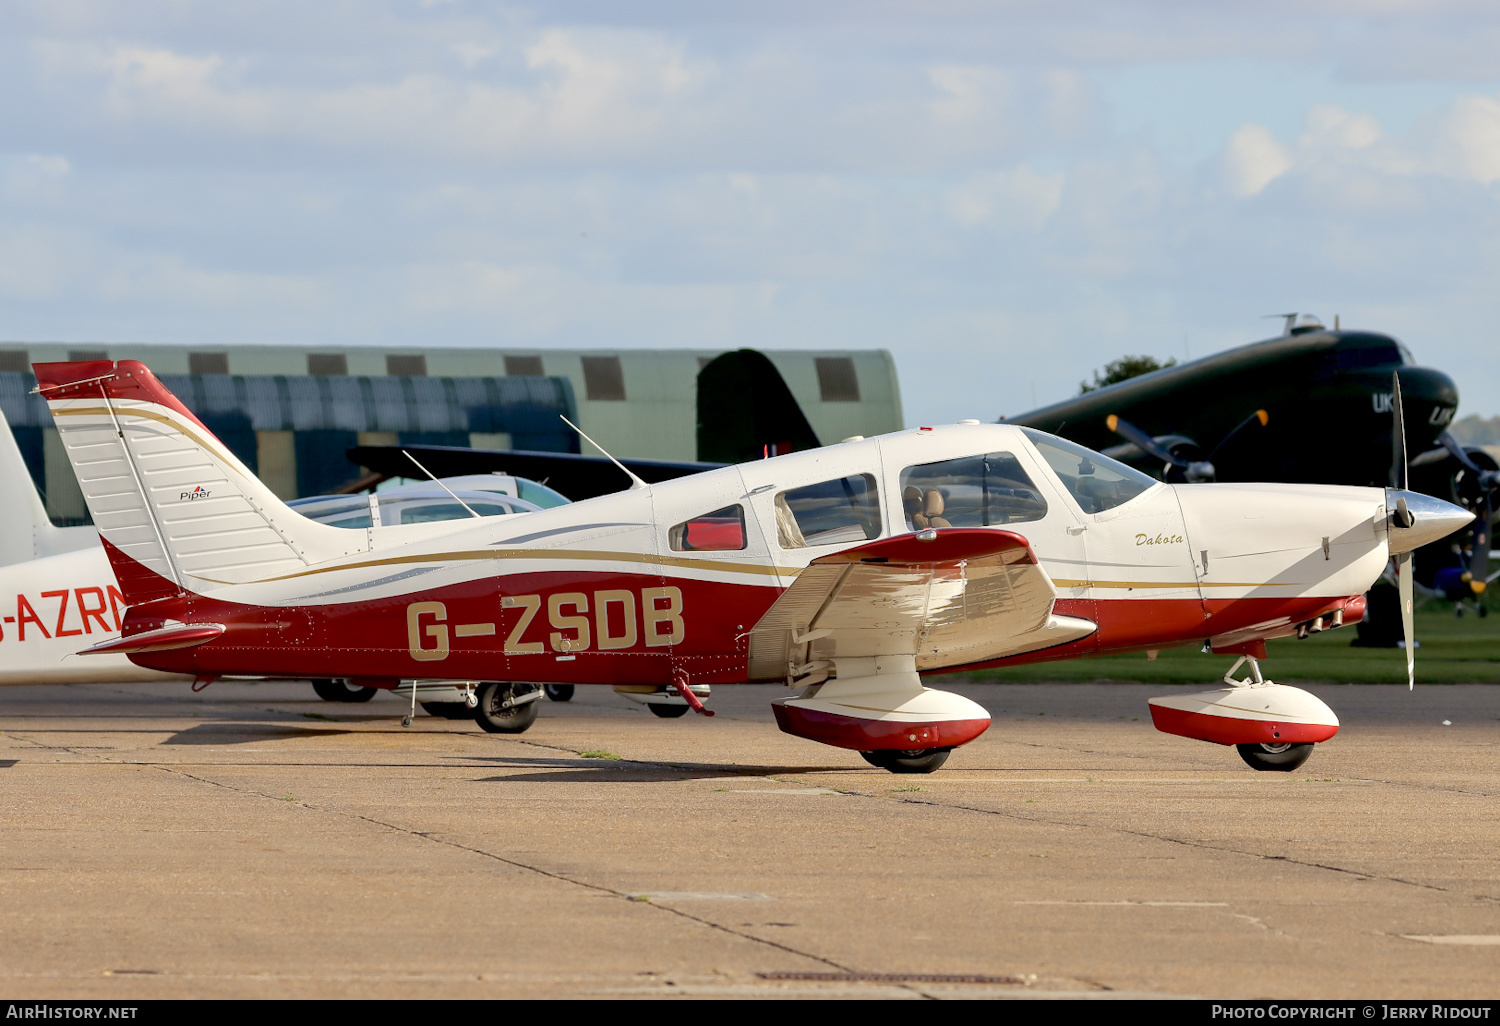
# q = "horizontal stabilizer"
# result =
<box><xmin>78</xmin><ymin>622</ymin><xmax>225</xmax><ymax>656</ymax></box>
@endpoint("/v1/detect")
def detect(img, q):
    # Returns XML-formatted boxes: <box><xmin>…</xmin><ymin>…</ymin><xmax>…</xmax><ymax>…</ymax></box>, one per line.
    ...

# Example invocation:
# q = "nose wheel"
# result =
<box><xmin>1236</xmin><ymin>742</ymin><xmax>1314</xmax><ymax>772</ymax></box>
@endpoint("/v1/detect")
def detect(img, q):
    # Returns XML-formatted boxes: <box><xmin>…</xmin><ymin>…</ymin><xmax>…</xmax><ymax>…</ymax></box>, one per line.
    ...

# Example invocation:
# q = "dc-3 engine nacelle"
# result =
<box><xmin>1147</xmin><ymin>684</ymin><xmax>1339</xmax><ymax>747</ymax></box>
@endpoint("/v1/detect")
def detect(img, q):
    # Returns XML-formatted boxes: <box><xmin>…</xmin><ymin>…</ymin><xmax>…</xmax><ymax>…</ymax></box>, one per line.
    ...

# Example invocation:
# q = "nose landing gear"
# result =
<box><xmin>1148</xmin><ymin>654</ymin><xmax>1339</xmax><ymax>772</ymax></box>
<box><xmin>1236</xmin><ymin>741</ymin><xmax>1315</xmax><ymax>772</ymax></box>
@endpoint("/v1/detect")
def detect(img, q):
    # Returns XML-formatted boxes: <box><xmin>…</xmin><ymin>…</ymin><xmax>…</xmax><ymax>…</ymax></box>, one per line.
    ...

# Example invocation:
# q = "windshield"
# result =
<box><xmin>1021</xmin><ymin>429</ymin><xmax>1157</xmax><ymax>514</ymax></box>
<box><xmin>515</xmin><ymin>479</ymin><xmax>571</xmax><ymax>508</ymax></box>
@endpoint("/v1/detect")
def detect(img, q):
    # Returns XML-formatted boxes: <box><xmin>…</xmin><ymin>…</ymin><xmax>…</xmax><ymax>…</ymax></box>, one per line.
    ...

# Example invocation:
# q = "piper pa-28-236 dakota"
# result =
<box><xmin>34</xmin><ymin>360</ymin><xmax>1471</xmax><ymax>774</ymax></box>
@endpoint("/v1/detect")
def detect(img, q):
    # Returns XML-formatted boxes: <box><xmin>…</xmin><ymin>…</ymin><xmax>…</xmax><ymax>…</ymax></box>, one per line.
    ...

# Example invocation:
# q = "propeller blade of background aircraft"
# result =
<box><xmin>1438</xmin><ymin>431</ymin><xmax>1484</xmax><ymax>475</ymax></box>
<box><xmin>1105</xmin><ymin>414</ymin><xmax>1185</xmax><ymax>469</ymax></box>
<box><xmin>1436</xmin><ymin>432</ymin><xmax>1497</xmax><ymax>596</ymax></box>
<box><xmin>1397</xmin><ymin>550</ymin><xmax>1415</xmax><ymax>690</ymax></box>
<box><xmin>1391</xmin><ymin>372</ymin><xmax>1408</xmax><ymax>492</ymax></box>
<box><xmin>1206</xmin><ymin>409</ymin><xmax>1269</xmax><ymax>462</ymax></box>
<box><xmin>1471</xmin><ymin>493</ymin><xmax>1491</xmax><ymax>596</ymax></box>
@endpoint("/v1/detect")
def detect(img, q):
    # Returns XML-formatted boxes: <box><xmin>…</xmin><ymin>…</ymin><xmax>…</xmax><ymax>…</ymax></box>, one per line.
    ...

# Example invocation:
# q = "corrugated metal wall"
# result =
<box><xmin>0</xmin><ymin>372</ymin><xmax>577</xmax><ymax>524</ymax></box>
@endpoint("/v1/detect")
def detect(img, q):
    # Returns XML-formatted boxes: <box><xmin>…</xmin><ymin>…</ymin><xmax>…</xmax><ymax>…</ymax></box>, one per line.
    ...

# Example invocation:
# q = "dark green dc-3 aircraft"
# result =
<box><xmin>1004</xmin><ymin>315</ymin><xmax>1457</xmax><ymax>488</ymax></box>
<box><xmin>1002</xmin><ymin>314</ymin><xmax>1495</xmax><ymax>625</ymax></box>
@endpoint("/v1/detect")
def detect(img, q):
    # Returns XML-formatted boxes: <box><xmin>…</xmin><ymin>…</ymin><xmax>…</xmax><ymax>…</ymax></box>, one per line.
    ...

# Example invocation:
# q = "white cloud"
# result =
<box><xmin>1220</xmin><ymin>124</ymin><xmax>1292</xmax><ymax>197</ymax></box>
<box><xmin>1433</xmin><ymin>93</ymin><xmax>1500</xmax><ymax>184</ymax></box>
<box><xmin>943</xmin><ymin>165</ymin><xmax>1064</xmax><ymax>230</ymax></box>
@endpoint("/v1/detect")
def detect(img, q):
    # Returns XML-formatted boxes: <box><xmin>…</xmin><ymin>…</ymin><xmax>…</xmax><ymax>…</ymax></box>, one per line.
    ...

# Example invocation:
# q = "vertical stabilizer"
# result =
<box><xmin>0</xmin><ymin>403</ymin><xmax>51</xmax><ymax>566</ymax></box>
<box><xmin>33</xmin><ymin>360</ymin><xmax>364</xmax><ymax>602</ymax></box>
<box><xmin>0</xmin><ymin>403</ymin><xmax>97</xmax><ymax>566</ymax></box>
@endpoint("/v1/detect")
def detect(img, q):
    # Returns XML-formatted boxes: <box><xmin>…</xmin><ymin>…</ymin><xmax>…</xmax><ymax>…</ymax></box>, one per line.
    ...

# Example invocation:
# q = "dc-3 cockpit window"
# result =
<box><xmin>669</xmin><ymin>505</ymin><xmax>747</xmax><ymax>551</ymax></box>
<box><xmin>1022</xmin><ymin>428</ymin><xmax>1156</xmax><ymax>514</ymax></box>
<box><xmin>900</xmin><ymin>453</ymin><xmax>1047</xmax><ymax>529</ymax></box>
<box><xmin>775</xmin><ymin>474</ymin><xmax>882</xmax><ymax>549</ymax></box>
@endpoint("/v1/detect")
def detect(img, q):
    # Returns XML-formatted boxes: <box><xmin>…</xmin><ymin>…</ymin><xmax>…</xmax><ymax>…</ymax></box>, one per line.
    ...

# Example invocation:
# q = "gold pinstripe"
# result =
<box><xmin>50</xmin><ymin>405</ymin><xmax>1289</xmax><ymax>594</ymax></box>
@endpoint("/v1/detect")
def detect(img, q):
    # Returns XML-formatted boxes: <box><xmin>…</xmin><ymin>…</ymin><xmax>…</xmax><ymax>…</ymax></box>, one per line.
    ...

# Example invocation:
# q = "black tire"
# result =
<box><xmin>311</xmin><ymin>678</ymin><xmax>377</xmax><ymax>703</ymax></box>
<box><xmin>474</xmin><ymin>681</ymin><xmax>540</xmax><ymax>734</ymax></box>
<box><xmin>1236</xmin><ymin>742</ymin><xmax>1315</xmax><ymax>772</ymax></box>
<box><xmin>420</xmin><ymin>701</ymin><xmax>474</xmax><ymax>720</ymax></box>
<box><xmin>544</xmin><ymin>683</ymin><xmax>575</xmax><ymax>702</ymax></box>
<box><xmin>648</xmin><ymin>702</ymin><xmax>691</xmax><ymax>718</ymax></box>
<box><xmin>859</xmin><ymin>748</ymin><xmax>952</xmax><ymax>774</ymax></box>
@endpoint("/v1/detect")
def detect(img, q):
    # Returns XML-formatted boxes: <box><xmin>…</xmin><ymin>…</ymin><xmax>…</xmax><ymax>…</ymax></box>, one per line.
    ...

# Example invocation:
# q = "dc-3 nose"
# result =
<box><xmin>1385</xmin><ymin>488</ymin><xmax>1474</xmax><ymax>553</ymax></box>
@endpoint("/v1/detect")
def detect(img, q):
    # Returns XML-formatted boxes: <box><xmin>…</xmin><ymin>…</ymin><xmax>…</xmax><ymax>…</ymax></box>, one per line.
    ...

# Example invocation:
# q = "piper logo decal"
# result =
<box><xmin>180</xmin><ymin>486</ymin><xmax>211</xmax><ymax>501</ymax></box>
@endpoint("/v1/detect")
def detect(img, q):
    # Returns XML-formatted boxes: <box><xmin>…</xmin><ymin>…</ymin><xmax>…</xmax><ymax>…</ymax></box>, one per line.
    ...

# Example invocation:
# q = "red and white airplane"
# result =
<box><xmin>34</xmin><ymin>359</ymin><xmax>1471</xmax><ymax>773</ymax></box>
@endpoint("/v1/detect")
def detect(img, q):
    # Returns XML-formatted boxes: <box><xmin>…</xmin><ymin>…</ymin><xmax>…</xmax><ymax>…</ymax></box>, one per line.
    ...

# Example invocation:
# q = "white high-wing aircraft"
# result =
<box><xmin>34</xmin><ymin>359</ymin><xmax>1472</xmax><ymax>772</ymax></box>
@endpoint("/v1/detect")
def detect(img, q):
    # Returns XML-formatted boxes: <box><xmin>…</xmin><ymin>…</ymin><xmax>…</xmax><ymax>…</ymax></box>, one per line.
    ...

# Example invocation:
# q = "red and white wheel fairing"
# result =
<box><xmin>1148</xmin><ymin>683</ymin><xmax>1339</xmax><ymax>747</ymax></box>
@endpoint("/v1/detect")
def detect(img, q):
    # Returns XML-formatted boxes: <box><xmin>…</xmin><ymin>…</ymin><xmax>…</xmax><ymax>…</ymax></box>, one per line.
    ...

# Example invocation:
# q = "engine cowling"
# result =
<box><xmin>1148</xmin><ymin>684</ymin><xmax>1339</xmax><ymax>746</ymax></box>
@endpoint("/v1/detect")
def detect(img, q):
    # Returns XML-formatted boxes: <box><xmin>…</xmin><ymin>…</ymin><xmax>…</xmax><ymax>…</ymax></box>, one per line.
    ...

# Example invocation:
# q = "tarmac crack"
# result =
<box><xmin>118</xmin><ymin>756</ymin><xmax>905</xmax><ymax>991</ymax></box>
<box><xmin>832</xmin><ymin>787</ymin><xmax>1479</xmax><ymax>906</ymax></box>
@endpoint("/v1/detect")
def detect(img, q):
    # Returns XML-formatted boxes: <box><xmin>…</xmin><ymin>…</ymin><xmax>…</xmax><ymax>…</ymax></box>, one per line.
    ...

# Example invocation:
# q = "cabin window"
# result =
<box><xmin>669</xmin><ymin>505</ymin><xmax>747</xmax><ymax>551</ymax></box>
<box><xmin>775</xmin><ymin>474</ymin><xmax>881</xmax><ymax>548</ymax></box>
<box><xmin>900</xmin><ymin>453</ymin><xmax>1047</xmax><ymax>529</ymax></box>
<box><xmin>1022</xmin><ymin>429</ymin><xmax>1155</xmax><ymax>514</ymax></box>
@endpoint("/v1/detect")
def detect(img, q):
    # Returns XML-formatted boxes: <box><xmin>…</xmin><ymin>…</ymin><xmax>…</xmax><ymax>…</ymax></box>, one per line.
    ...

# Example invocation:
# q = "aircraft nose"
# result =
<box><xmin>1385</xmin><ymin>488</ymin><xmax>1474</xmax><ymax>553</ymax></box>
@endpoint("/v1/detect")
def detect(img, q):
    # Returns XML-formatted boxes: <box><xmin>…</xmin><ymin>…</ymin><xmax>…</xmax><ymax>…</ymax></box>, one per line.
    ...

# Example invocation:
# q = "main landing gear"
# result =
<box><xmin>859</xmin><ymin>748</ymin><xmax>953</xmax><ymax>774</ymax></box>
<box><xmin>1236</xmin><ymin>742</ymin><xmax>1315</xmax><ymax>772</ymax></box>
<box><xmin>311</xmin><ymin>678</ymin><xmax>377</xmax><ymax>703</ymax></box>
<box><xmin>1146</xmin><ymin>655</ymin><xmax>1340</xmax><ymax>773</ymax></box>
<box><xmin>474</xmin><ymin>681</ymin><xmax>542</xmax><ymax>734</ymax></box>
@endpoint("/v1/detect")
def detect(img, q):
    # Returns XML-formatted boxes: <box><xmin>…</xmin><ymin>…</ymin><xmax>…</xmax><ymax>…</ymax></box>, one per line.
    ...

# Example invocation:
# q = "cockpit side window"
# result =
<box><xmin>899</xmin><ymin>453</ymin><xmax>1047</xmax><ymax>530</ymax></box>
<box><xmin>1022</xmin><ymin>428</ymin><xmax>1156</xmax><ymax>514</ymax></box>
<box><xmin>774</xmin><ymin>474</ymin><xmax>881</xmax><ymax>549</ymax></box>
<box><xmin>669</xmin><ymin>505</ymin><xmax>747</xmax><ymax>551</ymax></box>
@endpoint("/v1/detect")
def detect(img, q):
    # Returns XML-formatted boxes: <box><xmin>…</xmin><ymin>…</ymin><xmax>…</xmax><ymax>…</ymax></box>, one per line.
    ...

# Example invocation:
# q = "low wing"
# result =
<box><xmin>747</xmin><ymin>528</ymin><xmax>1096</xmax><ymax>681</ymax></box>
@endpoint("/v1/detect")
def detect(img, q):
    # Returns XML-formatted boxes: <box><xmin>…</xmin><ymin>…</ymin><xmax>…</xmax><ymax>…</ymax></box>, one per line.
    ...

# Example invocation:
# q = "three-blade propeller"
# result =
<box><xmin>1436</xmin><ymin>432</ymin><xmax>1496</xmax><ymax>599</ymax></box>
<box><xmin>1104</xmin><ymin>409</ymin><xmax>1268</xmax><ymax>484</ymax></box>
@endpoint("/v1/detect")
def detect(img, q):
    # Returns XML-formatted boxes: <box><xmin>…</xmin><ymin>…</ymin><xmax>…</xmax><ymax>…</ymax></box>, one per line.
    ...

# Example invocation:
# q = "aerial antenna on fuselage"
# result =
<box><xmin>1264</xmin><ymin>312</ymin><xmax>1299</xmax><ymax>336</ymax></box>
<box><xmin>401</xmin><ymin>450</ymin><xmax>482</xmax><ymax>518</ymax></box>
<box><xmin>560</xmin><ymin>415</ymin><xmax>647</xmax><ymax>490</ymax></box>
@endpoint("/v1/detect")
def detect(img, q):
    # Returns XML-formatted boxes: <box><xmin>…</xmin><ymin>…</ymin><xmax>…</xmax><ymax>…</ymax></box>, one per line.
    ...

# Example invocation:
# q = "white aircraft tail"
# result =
<box><xmin>34</xmin><ymin>359</ymin><xmax>363</xmax><ymax>602</ymax></box>
<box><xmin>0</xmin><ymin>403</ymin><xmax>98</xmax><ymax>566</ymax></box>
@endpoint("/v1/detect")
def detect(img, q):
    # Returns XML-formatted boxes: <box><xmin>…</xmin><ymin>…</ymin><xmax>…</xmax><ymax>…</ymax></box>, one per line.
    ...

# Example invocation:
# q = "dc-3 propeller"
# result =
<box><xmin>1434</xmin><ymin>431</ymin><xmax>1496</xmax><ymax>602</ymax></box>
<box><xmin>1104</xmin><ymin>409</ymin><xmax>1269</xmax><ymax>484</ymax></box>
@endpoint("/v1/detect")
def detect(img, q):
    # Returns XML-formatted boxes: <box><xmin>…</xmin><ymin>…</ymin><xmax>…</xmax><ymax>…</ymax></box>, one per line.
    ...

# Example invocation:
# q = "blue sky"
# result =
<box><xmin>3</xmin><ymin>1</ymin><xmax>1500</xmax><ymax>424</ymax></box>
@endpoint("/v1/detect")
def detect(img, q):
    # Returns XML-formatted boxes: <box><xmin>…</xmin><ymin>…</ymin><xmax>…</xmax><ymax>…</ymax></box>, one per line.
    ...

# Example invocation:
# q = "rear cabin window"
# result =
<box><xmin>775</xmin><ymin>474</ymin><xmax>881</xmax><ymax>548</ymax></box>
<box><xmin>1022</xmin><ymin>429</ymin><xmax>1156</xmax><ymax>514</ymax></box>
<box><xmin>900</xmin><ymin>452</ymin><xmax>1047</xmax><ymax>529</ymax></box>
<box><xmin>670</xmin><ymin>505</ymin><xmax>747</xmax><ymax>551</ymax></box>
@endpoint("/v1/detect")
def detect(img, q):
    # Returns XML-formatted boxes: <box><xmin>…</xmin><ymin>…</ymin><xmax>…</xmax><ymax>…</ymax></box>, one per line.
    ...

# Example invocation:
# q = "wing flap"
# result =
<box><xmin>748</xmin><ymin>529</ymin><xmax>1095</xmax><ymax>681</ymax></box>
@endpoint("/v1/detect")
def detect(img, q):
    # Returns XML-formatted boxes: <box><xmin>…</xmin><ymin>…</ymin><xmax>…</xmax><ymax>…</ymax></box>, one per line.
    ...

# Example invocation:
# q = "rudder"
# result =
<box><xmin>34</xmin><ymin>359</ymin><xmax>362</xmax><ymax>603</ymax></box>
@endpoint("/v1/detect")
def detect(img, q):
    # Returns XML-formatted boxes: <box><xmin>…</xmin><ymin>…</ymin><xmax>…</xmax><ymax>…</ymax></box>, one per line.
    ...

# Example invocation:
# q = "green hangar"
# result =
<box><xmin>0</xmin><ymin>344</ymin><xmax>902</xmax><ymax>524</ymax></box>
